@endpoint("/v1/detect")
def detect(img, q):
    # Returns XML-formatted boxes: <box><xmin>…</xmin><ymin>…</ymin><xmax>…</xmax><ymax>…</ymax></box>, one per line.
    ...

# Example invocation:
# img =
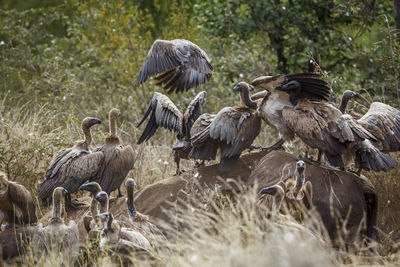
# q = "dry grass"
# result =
<box><xmin>1</xmin><ymin>102</ymin><xmax>400</xmax><ymax>266</ymax></box>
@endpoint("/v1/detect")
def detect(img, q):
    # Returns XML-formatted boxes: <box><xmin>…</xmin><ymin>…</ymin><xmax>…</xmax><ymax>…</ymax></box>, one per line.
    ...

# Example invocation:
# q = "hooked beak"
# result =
<box><xmin>89</xmin><ymin>118</ymin><xmax>102</xmax><ymax>126</ymax></box>
<box><xmin>62</xmin><ymin>188</ymin><xmax>69</xmax><ymax>195</ymax></box>
<box><xmin>173</xmin><ymin>138</ymin><xmax>189</xmax><ymax>150</ymax></box>
<box><xmin>249</xmin><ymin>84</ymin><xmax>255</xmax><ymax>91</ymax></box>
<box><xmin>259</xmin><ymin>186</ymin><xmax>277</xmax><ymax>196</ymax></box>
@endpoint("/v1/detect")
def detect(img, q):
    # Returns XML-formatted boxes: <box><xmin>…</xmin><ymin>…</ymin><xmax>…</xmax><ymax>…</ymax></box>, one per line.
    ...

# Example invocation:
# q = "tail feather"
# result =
<box><xmin>219</xmin><ymin>155</ymin><xmax>240</xmax><ymax>172</ymax></box>
<box><xmin>355</xmin><ymin>148</ymin><xmax>397</xmax><ymax>172</ymax></box>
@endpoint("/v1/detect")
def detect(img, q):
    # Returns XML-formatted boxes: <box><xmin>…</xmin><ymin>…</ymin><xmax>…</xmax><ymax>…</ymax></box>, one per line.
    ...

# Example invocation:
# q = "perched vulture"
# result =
<box><xmin>33</xmin><ymin>187</ymin><xmax>79</xmax><ymax>253</ymax></box>
<box><xmin>251</xmin><ymin>73</ymin><xmax>331</xmax><ymax>151</ymax></box>
<box><xmin>94</xmin><ymin>108</ymin><xmax>136</xmax><ymax>196</ymax></box>
<box><xmin>190</xmin><ymin>82</ymin><xmax>261</xmax><ymax>172</ymax></box>
<box><xmin>137</xmin><ymin>39</ymin><xmax>213</xmax><ymax>94</ymax></box>
<box><xmin>137</xmin><ymin>91</ymin><xmax>207</xmax><ymax>174</ymax></box>
<box><xmin>277</xmin><ymin>81</ymin><xmax>399</xmax><ymax>172</ymax></box>
<box><xmin>38</xmin><ymin>117</ymin><xmax>104</xmax><ymax>207</ymax></box>
<box><xmin>0</xmin><ymin>171</ymin><xmax>37</xmax><ymax>228</ymax></box>
<box><xmin>96</xmin><ymin>212</ymin><xmax>151</xmax><ymax>251</ymax></box>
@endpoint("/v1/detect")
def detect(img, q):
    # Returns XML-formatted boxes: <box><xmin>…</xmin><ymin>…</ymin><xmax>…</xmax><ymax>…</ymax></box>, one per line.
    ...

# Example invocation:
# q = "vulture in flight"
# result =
<box><xmin>271</xmin><ymin>79</ymin><xmax>400</xmax><ymax>172</ymax></box>
<box><xmin>137</xmin><ymin>39</ymin><xmax>213</xmax><ymax>94</ymax></box>
<box><xmin>190</xmin><ymin>82</ymin><xmax>261</xmax><ymax>172</ymax></box>
<box><xmin>38</xmin><ymin>117</ymin><xmax>104</xmax><ymax>207</ymax></box>
<box><xmin>137</xmin><ymin>91</ymin><xmax>207</xmax><ymax>174</ymax></box>
<box><xmin>251</xmin><ymin>73</ymin><xmax>331</xmax><ymax>151</ymax></box>
<box><xmin>0</xmin><ymin>171</ymin><xmax>37</xmax><ymax>228</ymax></box>
<box><xmin>94</xmin><ymin>108</ymin><xmax>136</xmax><ymax>196</ymax></box>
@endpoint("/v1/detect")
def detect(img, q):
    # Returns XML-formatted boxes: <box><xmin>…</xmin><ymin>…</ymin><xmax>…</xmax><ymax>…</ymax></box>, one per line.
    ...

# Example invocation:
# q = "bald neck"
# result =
<box><xmin>240</xmin><ymin>89</ymin><xmax>257</xmax><ymax>109</ymax></box>
<box><xmin>109</xmin><ymin>114</ymin><xmax>118</xmax><ymax>137</ymax></box>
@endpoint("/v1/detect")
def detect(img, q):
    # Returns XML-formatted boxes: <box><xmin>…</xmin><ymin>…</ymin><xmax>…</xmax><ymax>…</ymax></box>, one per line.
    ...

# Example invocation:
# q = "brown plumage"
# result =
<box><xmin>190</xmin><ymin>82</ymin><xmax>261</xmax><ymax>172</ymax></box>
<box><xmin>34</xmin><ymin>187</ymin><xmax>79</xmax><ymax>253</ymax></box>
<box><xmin>137</xmin><ymin>91</ymin><xmax>207</xmax><ymax>174</ymax></box>
<box><xmin>249</xmin><ymin>150</ymin><xmax>377</xmax><ymax>243</ymax></box>
<box><xmin>0</xmin><ymin>171</ymin><xmax>37</xmax><ymax>228</ymax></box>
<box><xmin>38</xmin><ymin>117</ymin><xmax>103</xmax><ymax>206</ymax></box>
<box><xmin>0</xmin><ymin>226</ymin><xmax>35</xmax><ymax>261</ymax></box>
<box><xmin>280</xmin><ymin>86</ymin><xmax>398</xmax><ymax>172</ymax></box>
<box><xmin>137</xmin><ymin>39</ymin><xmax>213</xmax><ymax>94</ymax></box>
<box><xmin>94</xmin><ymin>108</ymin><xmax>136</xmax><ymax>196</ymax></box>
<box><xmin>251</xmin><ymin>73</ymin><xmax>331</xmax><ymax>150</ymax></box>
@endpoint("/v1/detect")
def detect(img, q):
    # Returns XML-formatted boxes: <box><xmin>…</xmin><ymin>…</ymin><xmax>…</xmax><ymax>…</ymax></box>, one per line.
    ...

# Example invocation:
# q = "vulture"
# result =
<box><xmin>137</xmin><ymin>91</ymin><xmax>207</xmax><ymax>174</ymax></box>
<box><xmin>94</xmin><ymin>108</ymin><xmax>136</xmax><ymax>196</ymax></box>
<box><xmin>33</xmin><ymin>187</ymin><xmax>79</xmax><ymax>253</ymax></box>
<box><xmin>277</xmin><ymin>81</ymin><xmax>400</xmax><ymax>172</ymax></box>
<box><xmin>190</xmin><ymin>82</ymin><xmax>261</xmax><ymax>172</ymax></box>
<box><xmin>38</xmin><ymin>117</ymin><xmax>104</xmax><ymax>207</ymax></box>
<box><xmin>79</xmin><ymin>182</ymin><xmax>102</xmax><ymax>235</ymax></box>
<box><xmin>137</xmin><ymin>39</ymin><xmax>213</xmax><ymax>94</ymax></box>
<box><xmin>259</xmin><ymin>160</ymin><xmax>313</xmax><ymax>221</ymax></box>
<box><xmin>251</xmin><ymin>73</ymin><xmax>331</xmax><ymax>151</ymax></box>
<box><xmin>96</xmin><ymin>212</ymin><xmax>151</xmax><ymax>251</ymax></box>
<box><xmin>0</xmin><ymin>171</ymin><xmax>37</xmax><ymax>229</ymax></box>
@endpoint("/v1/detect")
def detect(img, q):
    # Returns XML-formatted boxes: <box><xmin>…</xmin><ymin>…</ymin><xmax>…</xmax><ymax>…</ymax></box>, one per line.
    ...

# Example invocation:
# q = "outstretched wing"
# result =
<box><xmin>38</xmin><ymin>150</ymin><xmax>104</xmax><ymax>201</ymax></box>
<box><xmin>137</xmin><ymin>39</ymin><xmax>213</xmax><ymax>94</ymax></box>
<box><xmin>358</xmin><ymin>102</ymin><xmax>400</xmax><ymax>152</ymax></box>
<box><xmin>182</xmin><ymin>91</ymin><xmax>207</xmax><ymax>137</ymax></box>
<box><xmin>8</xmin><ymin>181</ymin><xmax>37</xmax><ymax>224</ymax></box>
<box><xmin>137</xmin><ymin>92</ymin><xmax>183</xmax><ymax>144</ymax></box>
<box><xmin>285</xmin><ymin>73</ymin><xmax>331</xmax><ymax>102</ymax></box>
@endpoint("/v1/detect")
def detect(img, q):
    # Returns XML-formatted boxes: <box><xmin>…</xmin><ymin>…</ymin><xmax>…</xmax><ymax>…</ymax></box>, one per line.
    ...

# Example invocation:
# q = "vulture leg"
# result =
<box><xmin>194</xmin><ymin>160</ymin><xmax>205</xmax><ymax>168</ymax></box>
<box><xmin>262</xmin><ymin>138</ymin><xmax>284</xmax><ymax>152</ymax></box>
<box><xmin>117</xmin><ymin>187</ymin><xmax>123</xmax><ymax>198</ymax></box>
<box><xmin>175</xmin><ymin>157</ymin><xmax>182</xmax><ymax>176</ymax></box>
<box><xmin>317</xmin><ymin>150</ymin><xmax>322</xmax><ymax>162</ymax></box>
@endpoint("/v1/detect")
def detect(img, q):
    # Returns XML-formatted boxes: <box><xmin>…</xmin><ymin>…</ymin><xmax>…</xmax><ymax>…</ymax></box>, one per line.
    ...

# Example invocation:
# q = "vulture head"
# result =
<box><xmin>251</xmin><ymin>74</ymin><xmax>287</xmax><ymax>92</ymax></box>
<box><xmin>258</xmin><ymin>181</ymin><xmax>286</xmax><ymax>212</ymax></box>
<box><xmin>233</xmin><ymin>82</ymin><xmax>257</xmax><ymax>109</ymax></box>
<box><xmin>79</xmin><ymin>182</ymin><xmax>102</xmax><ymax>196</ymax></box>
<box><xmin>339</xmin><ymin>90</ymin><xmax>358</xmax><ymax>114</ymax></box>
<box><xmin>96</xmin><ymin>191</ymin><xmax>109</xmax><ymax>213</ymax></box>
<box><xmin>109</xmin><ymin>108</ymin><xmax>121</xmax><ymax>118</ymax></box>
<box><xmin>82</xmin><ymin>117</ymin><xmax>102</xmax><ymax>130</ymax></box>
<box><xmin>293</xmin><ymin>160</ymin><xmax>306</xmax><ymax>195</ymax></box>
<box><xmin>173</xmin><ymin>136</ymin><xmax>190</xmax><ymax>151</ymax></box>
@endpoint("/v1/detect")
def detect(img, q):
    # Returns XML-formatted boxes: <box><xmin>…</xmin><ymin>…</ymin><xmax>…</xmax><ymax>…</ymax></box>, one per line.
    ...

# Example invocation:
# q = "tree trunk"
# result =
<box><xmin>269</xmin><ymin>33</ymin><xmax>287</xmax><ymax>73</ymax></box>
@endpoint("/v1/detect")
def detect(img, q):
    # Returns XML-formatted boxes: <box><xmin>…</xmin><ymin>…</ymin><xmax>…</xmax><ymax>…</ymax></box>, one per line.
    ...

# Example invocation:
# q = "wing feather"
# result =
<box><xmin>8</xmin><ymin>182</ymin><xmax>37</xmax><ymax>224</ymax></box>
<box><xmin>137</xmin><ymin>92</ymin><xmax>183</xmax><ymax>144</ymax></box>
<box><xmin>358</xmin><ymin>102</ymin><xmax>400</xmax><ymax>152</ymax></box>
<box><xmin>38</xmin><ymin>151</ymin><xmax>104</xmax><ymax>201</ymax></box>
<box><xmin>182</xmin><ymin>91</ymin><xmax>207</xmax><ymax>137</ymax></box>
<box><xmin>137</xmin><ymin>39</ymin><xmax>213</xmax><ymax>93</ymax></box>
<box><xmin>98</xmin><ymin>145</ymin><xmax>136</xmax><ymax>194</ymax></box>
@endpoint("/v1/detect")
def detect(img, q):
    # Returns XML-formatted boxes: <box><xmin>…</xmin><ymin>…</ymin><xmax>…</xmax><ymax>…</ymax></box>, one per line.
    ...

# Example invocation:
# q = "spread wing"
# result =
<box><xmin>38</xmin><ymin>150</ymin><xmax>104</xmax><ymax>201</ymax></box>
<box><xmin>8</xmin><ymin>182</ymin><xmax>37</xmax><ymax>224</ymax></box>
<box><xmin>97</xmin><ymin>145</ymin><xmax>136</xmax><ymax>195</ymax></box>
<box><xmin>209</xmin><ymin>107</ymin><xmax>261</xmax><ymax>158</ymax></box>
<box><xmin>137</xmin><ymin>39</ymin><xmax>213</xmax><ymax>94</ymax></box>
<box><xmin>182</xmin><ymin>91</ymin><xmax>207</xmax><ymax>137</ymax></box>
<box><xmin>137</xmin><ymin>92</ymin><xmax>183</xmax><ymax>144</ymax></box>
<box><xmin>285</xmin><ymin>73</ymin><xmax>331</xmax><ymax>100</ymax></box>
<box><xmin>358</xmin><ymin>102</ymin><xmax>400</xmax><ymax>152</ymax></box>
<box><xmin>252</xmin><ymin>73</ymin><xmax>331</xmax><ymax>102</ymax></box>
